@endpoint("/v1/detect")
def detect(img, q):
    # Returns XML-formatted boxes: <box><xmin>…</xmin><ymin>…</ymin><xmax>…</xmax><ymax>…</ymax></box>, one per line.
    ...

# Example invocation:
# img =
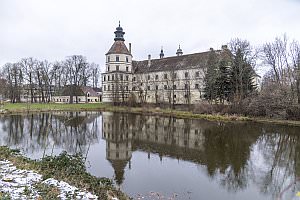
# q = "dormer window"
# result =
<box><xmin>126</xmin><ymin>56</ymin><xmax>129</xmax><ymax>62</ymax></box>
<box><xmin>116</xmin><ymin>56</ymin><xmax>119</xmax><ymax>62</ymax></box>
<box><xmin>107</xmin><ymin>56</ymin><xmax>110</xmax><ymax>62</ymax></box>
<box><xmin>87</xmin><ymin>92</ymin><xmax>90</xmax><ymax>97</ymax></box>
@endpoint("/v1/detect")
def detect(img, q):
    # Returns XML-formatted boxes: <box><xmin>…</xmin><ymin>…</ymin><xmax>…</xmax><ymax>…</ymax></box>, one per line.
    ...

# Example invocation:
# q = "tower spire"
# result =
<box><xmin>160</xmin><ymin>46</ymin><xmax>164</xmax><ymax>59</ymax></box>
<box><xmin>114</xmin><ymin>21</ymin><xmax>125</xmax><ymax>41</ymax></box>
<box><xmin>176</xmin><ymin>44</ymin><xmax>183</xmax><ymax>56</ymax></box>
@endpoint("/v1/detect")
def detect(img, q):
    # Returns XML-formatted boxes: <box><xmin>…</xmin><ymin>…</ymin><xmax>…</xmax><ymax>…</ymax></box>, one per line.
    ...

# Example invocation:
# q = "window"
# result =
<box><xmin>126</xmin><ymin>66</ymin><xmax>129</xmax><ymax>71</ymax></box>
<box><xmin>174</xmin><ymin>94</ymin><xmax>176</xmax><ymax>98</ymax></box>
<box><xmin>87</xmin><ymin>93</ymin><xmax>90</xmax><ymax>97</ymax></box>
<box><xmin>147</xmin><ymin>86</ymin><xmax>150</xmax><ymax>90</ymax></box>
<box><xmin>112</xmin><ymin>85</ymin><xmax>114</xmax><ymax>90</ymax></box>
<box><xmin>132</xmin><ymin>86</ymin><xmax>136</xmax><ymax>91</ymax></box>
<box><xmin>116</xmin><ymin>65</ymin><xmax>119</xmax><ymax>71</ymax></box>
<box><xmin>173</xmin><ymin>85</ymin><xmax>176</xmax><ymax>90</ymax></box>
<box><xmin>147</xmin><ymin>75</ymin><xmax>150</xmax><ymax>80</ymax></box>
<box><xmin>195</xmin><ymin>84</ymin><xmax>199</xmax><ymax>89</ymax></box>
<box><xmin>125</xmin><ymin>86</ymin><xmax>128</xmax><ymax>90</ymax></box>
<box><xmin>116</xmin><ymin>56</ymin><xmax>119</xmax><ymax>62</ymax></box>
<box><xmin>164</xmin><ymin>74</ymin><xmax>168</xmax><ymax>79</ymax></box>
<box><xmin>108</xmin><ymin>75</ymin><xmax>110</xmax><ymax>81</ymax></box>
<box><xmin>164</xmin><ymin>85</ymin><xmax>167</xmax><ymax>90</ymax></box>
<box><xmin>185</xmin><ymin>72</ymin><xmax>189</xmax><ymax>78</ymax></box>
<box><xmin>104</xmin><ymin>85</ymin><xmax>106</xmax><ymax>91</ymax></box>
<box><xmin>155</xmin><ymin>74</ymin><xmax>158</xmax><ymax>80</ymax></box>
<box><xmin>174</xmin><ymin>73</ymin><xmax>177</xmax><ymax>78</ymax></box>
<box><xmin>107</xmin><ymin>56</ymin><xmax>110</xmax><ymax>62</ymax></box>
<box><xmin>103</xmin><ymin>75</ymin><xmax>106</xmax><ymax>81</ymax></box>
<box><xmin>126</xmin><ymin>75</ymin><xmax>129</xmax><ymax>81</ymax></box>
<box><xmin>112</xmin><ymin>75</ymin><xmax>114</xmax><ymax>81</ymax></box>
<box><xmin>120</xmin><ymin>74</ymin><xmax>123</xmax><ymax>81</ymax></box>
<box><xmin>185</xmin><ymin>84</ymin><xmax>188</xmax><ymax>89</ymax></box>
<box><xmin>126</xmin><ymin>56</ymin><xmax>129</xmax><ymax>62</ymax></box>
<box><xmin>196</xmin><ymin>71</ymin><xmax>200</xmax><ymax>77</ymax></box>
<box><xmin>108</xmin><ymin>85</ymin><xmax>110</xmax><ymax>91</ymax></box>
<box><xmin>155</xmin><ymin>85</ymin><xmax>158</xmax><ymax>90</ymax></box>
<box><xmin>133</xmin><ymin>77</ymin><xmax>136</xmax><ymax>81</ymax></box>
<box><xmin>108</xmin><ymin>66</ymin><xmax>110</xmax><ymax>71</ymax></box>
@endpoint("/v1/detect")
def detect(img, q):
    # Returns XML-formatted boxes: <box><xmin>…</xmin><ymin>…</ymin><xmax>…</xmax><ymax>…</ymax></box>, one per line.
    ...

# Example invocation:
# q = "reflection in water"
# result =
<box><xmin>0</xmin><ymin>112</ymin><xmax>101</xmax><ymax>156</ymax></box>
<box><xmin>1</xmin><ymin>112</ymin><xmax>300</xmax><ymax>199</ymax></box>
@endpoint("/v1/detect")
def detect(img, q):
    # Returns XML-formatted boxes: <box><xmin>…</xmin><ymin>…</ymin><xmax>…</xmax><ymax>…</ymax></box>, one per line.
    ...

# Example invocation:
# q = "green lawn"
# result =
<box><xmin>2</xmin><ymin>102</ymin><xmax>300</xmax><ymax>126</ymax></box>
<box><xmin>2</xmin><ymin>102</ymin><xmax>106</xmax><ymax>112</ymax></box>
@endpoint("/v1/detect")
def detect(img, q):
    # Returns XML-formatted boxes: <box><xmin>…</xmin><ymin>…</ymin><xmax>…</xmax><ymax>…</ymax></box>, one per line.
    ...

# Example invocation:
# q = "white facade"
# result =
<box><xmin>101</xmin><ymin>24</ymin><xmax>225</xmax><ymax>104</ymax></box>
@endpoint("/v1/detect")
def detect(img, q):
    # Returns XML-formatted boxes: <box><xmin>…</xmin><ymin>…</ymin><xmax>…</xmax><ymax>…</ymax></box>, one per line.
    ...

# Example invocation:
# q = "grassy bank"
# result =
<box><xmin>1</xmin><ymin>102</ymin><xmax>249</xmax><ymax>120</ymax></box>
<box><xmin>2</xmin><ymin>102</ymin><xmax>300</xmax><ymax>126</ymax></box>
<box><xmin>0</xmin><ymin>146</ymin><xmax>128</xmax><ymax>200</ymax></box>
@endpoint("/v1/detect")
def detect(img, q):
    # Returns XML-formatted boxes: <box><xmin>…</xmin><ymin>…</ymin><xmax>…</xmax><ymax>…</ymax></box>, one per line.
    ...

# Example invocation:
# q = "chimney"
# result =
<box><xmin>129</xmin><ymin>43</ymin><xmax>132</xmax><ymax>54</ymax></box>
<box><xmin>209</xmin><ymin>47</ymin><xmax>214</xmax><ymax>51</ymax></box>
<box><xmin>148</xmin><ymin>54</ymin><xmax>151</xmax><ymax>67</ymax></box>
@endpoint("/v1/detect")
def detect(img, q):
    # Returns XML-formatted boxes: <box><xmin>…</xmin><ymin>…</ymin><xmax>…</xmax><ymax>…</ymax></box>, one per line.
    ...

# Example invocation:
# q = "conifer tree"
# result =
<box><xmin>203</xmin><ymin>50</ymin><xmax>218</xmax><ymax>103</ymax></box>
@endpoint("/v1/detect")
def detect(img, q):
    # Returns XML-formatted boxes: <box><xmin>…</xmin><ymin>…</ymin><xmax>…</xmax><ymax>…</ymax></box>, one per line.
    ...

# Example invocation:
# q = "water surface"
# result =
<box><xmin>0</xmin><ymin>111</ymin><xmax>299</xmax><ymax>200</ymax></box>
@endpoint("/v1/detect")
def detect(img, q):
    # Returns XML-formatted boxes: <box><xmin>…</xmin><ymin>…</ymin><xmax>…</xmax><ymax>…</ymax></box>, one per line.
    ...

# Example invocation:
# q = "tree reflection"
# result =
<box><xmin>0</xmin><ymin>112</ymin><xmax>101</xmax><ymax>156</ymax></box>
<box><xmin>102</xmin><ymin>112</ymin><xmax>300</xmax><ymax>199</ymax></box>
<box><xmin>1</xmin><ymin>112</ymin><xmax>300</xmax><ymax>199</ymax></box>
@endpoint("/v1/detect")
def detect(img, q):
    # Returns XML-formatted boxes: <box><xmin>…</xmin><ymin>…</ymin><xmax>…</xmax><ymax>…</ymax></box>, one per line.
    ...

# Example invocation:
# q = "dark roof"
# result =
<box><xmin>81</xmin><ymin>86</ymin><xmax>99</xmax><ymax>97</ymax></box>
<box><xmin>93</xmin><ymin>87</ymin><xmax>102</xmax><ymax>92</ymax></box>
<box><xmin>59</xmin><ymin>85</ymin><xmax>84</xmax><ymax>96</ymax></box>
<box><xmin>132</xmin><ymin>50</ymin><xmax>224</xmax><ymax>73</ymax></box>
<box><xmin>106</xmin><ymin>41</ymin><xmax>131</xmax><ymax>55</ymax></box>
<box><xmin>56</xmin><ymin>85</ymin><xmax>99</xmax><ymax>97</ymax></box>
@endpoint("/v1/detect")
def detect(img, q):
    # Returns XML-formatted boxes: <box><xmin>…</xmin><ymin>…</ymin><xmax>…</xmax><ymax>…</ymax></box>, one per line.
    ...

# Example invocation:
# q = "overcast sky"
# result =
<box><xmin>0</xmin><ymin>0</ymin><xmax>300</xmax><ymax>73</ymax></box>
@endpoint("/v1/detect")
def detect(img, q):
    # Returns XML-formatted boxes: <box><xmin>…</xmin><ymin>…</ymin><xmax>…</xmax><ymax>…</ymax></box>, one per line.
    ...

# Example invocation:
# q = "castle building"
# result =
<box><xmin>102</xmin><ymin>23</ymin><xmax>229</xmax><ymax>104</ymax></box>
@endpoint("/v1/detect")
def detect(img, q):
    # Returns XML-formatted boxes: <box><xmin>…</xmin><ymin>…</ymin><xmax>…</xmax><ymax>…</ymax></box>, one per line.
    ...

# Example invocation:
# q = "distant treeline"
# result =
<box><xmin>0</xmin><ymin>55</ymin><xmax>100</xmax><ymax>103</ymax></box>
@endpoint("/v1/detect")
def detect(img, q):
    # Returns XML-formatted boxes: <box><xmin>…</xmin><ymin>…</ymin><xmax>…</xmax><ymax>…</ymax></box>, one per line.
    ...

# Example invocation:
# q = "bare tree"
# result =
<box><xmin>2</xmin><ymin>63</ymin><xmax>23</xmax><ymax>103</ymax></box>
<box><xmin>19</xmin><ymin>58</ymin><xmax>37</xmax><ymax>103</ymax></box>
<box><xmin>290</xmin><ymin>40</ymin><xmax>300</xmax><ymax>104</ymax></box>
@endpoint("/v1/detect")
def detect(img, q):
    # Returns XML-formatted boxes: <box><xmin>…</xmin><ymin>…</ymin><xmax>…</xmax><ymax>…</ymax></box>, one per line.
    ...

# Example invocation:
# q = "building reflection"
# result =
<box><xmin>101</xmin><ymin>112</ymin><xmax>300</xmax><ymax>199</ymax></box>
<box><xmin>2</xmin><ymin>111</ymin><xmax>300</xmax><ymax>199</ymax></box>
<box><xmin>102</xmin><ymin>112</ymin><xmax>210</xmax><ymax>185</ymax></box>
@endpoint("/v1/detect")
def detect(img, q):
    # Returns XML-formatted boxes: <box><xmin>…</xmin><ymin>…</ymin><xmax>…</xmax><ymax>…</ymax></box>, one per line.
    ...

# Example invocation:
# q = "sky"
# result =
<box><xmin>0</xmin><ymin>0</ymin><xmax>300</xmax><ymax>74</ymax></box>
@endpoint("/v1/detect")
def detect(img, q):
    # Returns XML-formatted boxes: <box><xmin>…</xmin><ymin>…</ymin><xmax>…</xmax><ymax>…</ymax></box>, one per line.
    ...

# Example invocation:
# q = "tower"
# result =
<box><xmin>176</xmin><ymin>45</ymin><xmax>183</xmax><ymax>56</ymax></box>
<box><xmin>160</xmin><ymin>47</ymin><xmax>164</xmax><ymax>59</ymax></box>
<box><xmin>102</xmin><ymin>22</ymin><xmax>133</xmax><ymax>103</ymax></box>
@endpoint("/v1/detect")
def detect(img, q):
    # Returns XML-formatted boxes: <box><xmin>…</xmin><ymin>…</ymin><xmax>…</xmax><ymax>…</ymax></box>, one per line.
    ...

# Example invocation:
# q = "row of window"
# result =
<box><xmin>103</xmin><ymin>74</ymin><xmax>129</xmax><ymax>81</ymax></box>
<box><xmin>132</xmin><ymin>71</ymin><xmax>201</xmax><ymax>82</ymax></box>
<box><xmin>132</xmin><ymin>84</ymin><xmax>199</xmax><ymax>91</ymax></box>
<box><xmin>107</xmin><ymin>55</ymin><xmax>130</xmax><ymax>63</ymax></box>
<box><xmin>54</xmin><ymin>98</ymin><xmax>98</xmax><ymax>102</ymax></box>
<box><xmin>107</xmin><ymin>65</ymin><xmax>129</xmax><ymax>72</ymax></box>
<box><xmin>103</xmin><ymin>85</ymin><xmax>129</xmax><ymax>91</ymax></box>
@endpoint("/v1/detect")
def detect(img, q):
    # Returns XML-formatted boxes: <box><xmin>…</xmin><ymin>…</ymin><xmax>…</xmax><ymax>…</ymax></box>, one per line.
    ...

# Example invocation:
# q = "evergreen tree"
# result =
<box><xmin>215</xmin><ymin>60</ymin><xmax>231</xmax><ymax>104</ymax></box>
<box><xmin>203</xmin><ymin>50</ymin><xmax>218</xmax><ymax>103</ymax></box>
<box><xmin>229</xmin><ymin>47</ymin><xmax>256</xmax><ymax>102</ymax></box>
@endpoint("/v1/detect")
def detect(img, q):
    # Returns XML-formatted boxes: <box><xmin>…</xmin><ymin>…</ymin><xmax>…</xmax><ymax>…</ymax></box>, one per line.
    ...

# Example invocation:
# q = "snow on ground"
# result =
<box><xmin>0</xmin><ymin>160</ymin><xmax>98</xmax><ymax>200</ymax></box>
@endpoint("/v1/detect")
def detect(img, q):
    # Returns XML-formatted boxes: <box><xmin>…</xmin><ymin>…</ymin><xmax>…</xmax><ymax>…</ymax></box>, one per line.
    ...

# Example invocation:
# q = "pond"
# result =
<box><xmin>0</xmin><ymin>111</ymin><xmax>300</xmax><ymax>200</ymax></box>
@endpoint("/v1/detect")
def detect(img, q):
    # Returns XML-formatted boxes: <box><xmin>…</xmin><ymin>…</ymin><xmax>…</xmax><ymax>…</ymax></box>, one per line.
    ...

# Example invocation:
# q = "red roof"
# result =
<box><xmin>106</xmin><ymin>41</ymin><xmax>131</xmax><ymax>55</ymax></box>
